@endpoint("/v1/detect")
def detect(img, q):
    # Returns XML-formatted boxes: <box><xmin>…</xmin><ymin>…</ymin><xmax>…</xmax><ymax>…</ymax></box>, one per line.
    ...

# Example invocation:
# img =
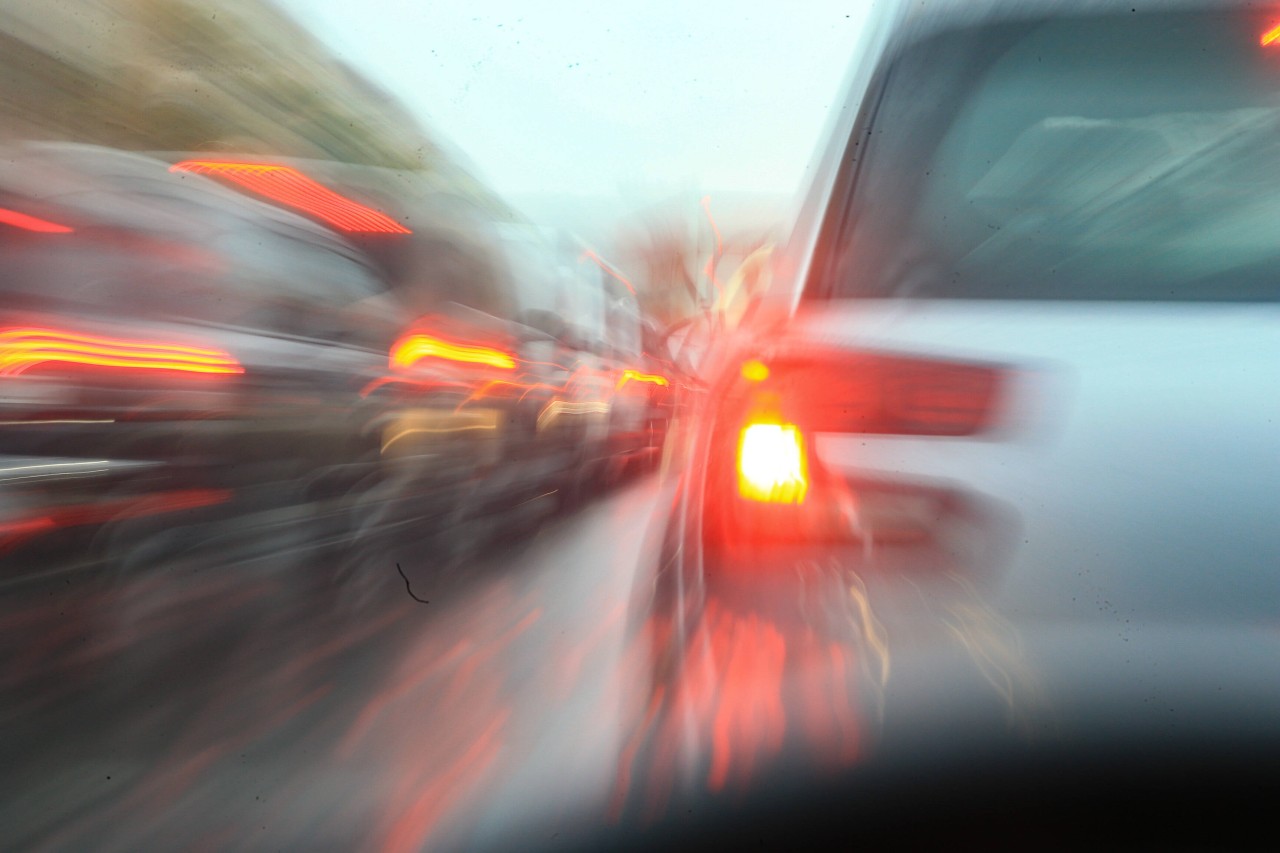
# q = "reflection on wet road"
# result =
<box><xmin>2</xmin><ymin>470</ymin><xmax>1054</xmax><ymax>852</ymax></box>
<box><xmin>1</xmin><ymin>478</ymin><xmax>660</xmax><ymax>852</ymax></box>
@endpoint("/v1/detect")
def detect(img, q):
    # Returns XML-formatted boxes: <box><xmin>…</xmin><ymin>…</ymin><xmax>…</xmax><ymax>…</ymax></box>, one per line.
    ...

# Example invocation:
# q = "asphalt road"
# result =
<box><xmin>1</xmin><ymin>476</ymin><xmax>664</xmax><ymax>852</ymax></box>
<box><xmin>10</xmin><ymin>467</ymin><xmax>1280</xmax><ymax>852</ymax></box>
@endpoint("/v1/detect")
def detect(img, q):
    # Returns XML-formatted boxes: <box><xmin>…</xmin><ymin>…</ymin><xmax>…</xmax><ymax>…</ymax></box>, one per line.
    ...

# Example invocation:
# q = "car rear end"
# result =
<box><xmin>688</xmin><ymin>1</ymin><xmax>1280</xmax><ymax>629</ymax></box>
<box><xmin>0</xmin><ymin>145</ymin><xmax>402</xmax><ymax>575</ymax></box>
<box><xmin>617</xmin><ymin>4</ymin><xmax>1280</xmax><ymax>809</ymax></box>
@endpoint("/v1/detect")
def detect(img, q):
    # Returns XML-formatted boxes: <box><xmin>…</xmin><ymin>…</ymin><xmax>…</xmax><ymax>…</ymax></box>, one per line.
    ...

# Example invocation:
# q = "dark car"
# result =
<box><xmin>616</xmin><ymin>0</ymin><xmax>1280</xmax><ymax>842</ymax></box>
<box><xmin>0</xmin><ymin>143</ymin><xmax>407</xmax><ymax>576</ymax></box>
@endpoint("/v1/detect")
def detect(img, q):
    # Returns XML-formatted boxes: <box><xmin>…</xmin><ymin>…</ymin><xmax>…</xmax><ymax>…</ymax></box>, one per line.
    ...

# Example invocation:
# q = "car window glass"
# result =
<box><xmin>829</xmin><ymin>11</ymin><xmax>1280</xmax><ymax>302</ymax></box>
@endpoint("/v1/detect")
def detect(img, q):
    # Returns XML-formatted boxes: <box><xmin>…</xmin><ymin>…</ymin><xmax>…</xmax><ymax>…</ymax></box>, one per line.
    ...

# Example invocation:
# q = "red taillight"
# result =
<box><xmin>0</xmin><ymin>208</ymin><xmax>73</xmax><ymax>234</ymax></box>
<box><xmin>737</xmin><ymin>421</ymin><xmax>808</xmax><ymax>504</ymax></box>
<box><xmin>169</xmin><ymin>161</ymin><xmax>411</xmax><ymax>235</ymax></box>
<box><xmin>389</xmin><ymin>332</ymin><xmax>516</xmax><ymax>371</ymax></box>
<box><xmin>705</xmin><ymin>349</ymin><xmax>1007</xmax><ymax>551</ymax></box>
<box><xmin>0</xmin><ymin>327</ymin><xmax>243</xmax><ymax>377</ymax></box>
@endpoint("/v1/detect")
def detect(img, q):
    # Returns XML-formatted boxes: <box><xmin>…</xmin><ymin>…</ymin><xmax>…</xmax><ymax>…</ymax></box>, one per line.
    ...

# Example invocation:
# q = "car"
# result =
<box><xmin>0</xmin><ymin>143</ymin><xmax>408</xmax><ymax>577</ymax></box>
<box><xmin>618</xmin><ymin>0</ymin><xmax>1280</xmax><ymax>833</ymax></box>
<box><xmin>577</xmin><ymin>248</ymin><xmax>674</xmax><ymax>478</ymax></box>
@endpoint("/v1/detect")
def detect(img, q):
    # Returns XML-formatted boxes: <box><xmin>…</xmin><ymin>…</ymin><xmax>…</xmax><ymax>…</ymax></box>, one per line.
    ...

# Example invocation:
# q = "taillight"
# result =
<box><xmin>170</xmin><ymin>161</ymin><xmax>411</xmax><ymax>234</ymax></box>
<box><xmin>705</xmin><ymin>348</ymin><xmax>1008</xmax><ymax>554</ymax></box>
<box><xmin>617</xmin><ymin>369</ymin><xmax>668</xmax><ymax>389</ymax></box>
<box><xmin>389</xmin><ymin>333</ymin><xmax>516</xmax><ymax>371</ymax></box>
<box><xmin>0</xmin><ymin>207</ymin><xmax>73</xmax><ymax>234</ymax></box>
<box><xmin>0</xmin><ymin>327</ymin><xmax>242</xmax><ymax>376</ymax></box>
<box><xmin>737</xmin><ymin>421</ymin><xmax>808</xmax><ymax>504</ymax></box>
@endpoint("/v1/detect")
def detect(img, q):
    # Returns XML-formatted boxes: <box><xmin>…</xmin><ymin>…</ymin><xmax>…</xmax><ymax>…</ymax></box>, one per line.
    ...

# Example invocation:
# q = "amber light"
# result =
<box><xmin>169</xmin><ymin>161</ymin><xmax>411</xmax><ymax>234</ymax></box>
<box><xmin>737</xmin><ymin>421</ymin><xmax>808</xmax><ymax>504</ymax></box>
<box><xmin>616</xmin><ymin>368</ymin><xmax>668</xmax><ymax>389</ymax></box>
<box><xmin>1263</xmin><ymin>22</ymin><xmax>1280</xmax><ymax>45</ymax></box>
<box><xmin>0</xmin><ymin>328</ymin><xmax>243</xmax><ymax>376</ymax></box>
<box><xmin>740</xmin><ymin>360</ymin><xmax>769</xmax><ymax>383</ymax></box>
<box><xmin>390</xmin><ymin>333</ymin><xmax>516</xmax><ymax>371</ymax></box>
<box><xmin>0</xmin><ymin>207</ymin><xmax>73</xmax><ymax>233</ymax></box>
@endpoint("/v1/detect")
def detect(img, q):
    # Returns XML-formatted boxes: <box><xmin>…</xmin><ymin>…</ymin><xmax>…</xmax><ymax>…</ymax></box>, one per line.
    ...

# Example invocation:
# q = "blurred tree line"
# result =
<box><xmin>0</xmin><ymin>0</ymin><xmax>472</xmax><ymax>180</ymax></box>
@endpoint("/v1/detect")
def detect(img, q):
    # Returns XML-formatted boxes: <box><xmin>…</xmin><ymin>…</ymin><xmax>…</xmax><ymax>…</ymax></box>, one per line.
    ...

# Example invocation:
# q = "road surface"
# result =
<box><xmin>1</xmin><ymin>477</ymin><xmax>664</xmax><ymax>852</ymax></box>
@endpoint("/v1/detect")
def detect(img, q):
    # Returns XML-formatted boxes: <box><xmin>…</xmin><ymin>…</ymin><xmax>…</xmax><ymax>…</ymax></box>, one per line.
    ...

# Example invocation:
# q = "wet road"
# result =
<box><xmin>1</xmin><ymin>477</ymin><xmax>663</xmax><ymax>852</ymax></box>
<box><xmin>9</xmin><ymin>464</ymin><xmax>1280</xmax><ymax>851</ymax></box>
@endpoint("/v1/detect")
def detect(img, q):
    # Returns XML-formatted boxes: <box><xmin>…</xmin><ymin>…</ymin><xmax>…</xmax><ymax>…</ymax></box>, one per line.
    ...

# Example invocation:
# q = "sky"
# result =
<box><xmin>272</xmin><ymin>0</ymin><xmax>873</xmax><ymax>206</ymax></box>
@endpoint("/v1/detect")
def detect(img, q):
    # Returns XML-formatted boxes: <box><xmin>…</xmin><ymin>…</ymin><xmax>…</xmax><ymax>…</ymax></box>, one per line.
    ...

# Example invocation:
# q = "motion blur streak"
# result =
<box><xmin>1</xmin><ymin>490</ymin><xmax>230</xmax><ymax>553</ymax></box>
<box><xmin>706</xmin><ymin>610</ymin><xmax>788</xmax><ymax>793</ymax></box>
<box><xmin>700</xmin><ymin>195</ymin><xmax>724</xmax><ymax>296</ymax></box>
<box><xmin>0</xmin><ymin>516</ymin><xmax>57</xmax><ymax>554</ymax></box>
<box><xmin>581</xmin><ymin>249</ymin><xmax>637</xmax><ymax>295</ymax></box>
<box><xmin>847</xmin><ymin>574</ymin><xmax>890</xmax><ymax>694</ymax></box>
<box><xmin>0</xmin><ymin>328</ymin><xmax>243</xmax><ymax>376</ymax></box>
<box><xmin>39</xmin><ymin>488</ymin><xmax>230</xmax><ymax>527</ymax></box>
<box><xmin>169</xmin><ymin>161</ymin><xmax>411</xmax><ymax>234</ymax></box>
<box><xmin>616</xmin><ymin>369</ymin><xmax>668</xmax><ymax>389</ymax></box>
<box><xmin>381</xmin><ymin>421</ymin><xmax>497</xmax><ymax>453</ymax></box>
<box><xmin>0</xmin><ymin>207</ymin><xmax>73</xmax><ymax>233</ymax></box>
<box><xmin>389</xmin><ymin>333</ymin><xmax>516</xmax><ymax>370</ymax></box>
<box><xmin>537</xmin><ymin>400</ymin><xmax>611</xmax><ymax>431</ymax></box>
<box><xmin>612</xmin><ymin>584</ymin><xmax>870</xmax><ymax>819</ymax></box>
<box><xmin>1262</xmin><ymin>22</ymin><xmax>1280</xmax><ymax>45</ymax></box>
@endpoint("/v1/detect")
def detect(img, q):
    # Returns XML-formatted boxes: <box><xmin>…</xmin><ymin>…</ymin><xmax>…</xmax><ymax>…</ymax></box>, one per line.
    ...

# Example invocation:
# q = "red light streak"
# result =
<box><xmin>580</xmin><ymin>249</ymin><xmax>637</xmax><ymax>295</ymax></box>
<box><xmin>0</xmin><ymin>207</ymin><xmax>73</xmax><ymax>233</ymax></box>
<box><xmin>0</xmin><ymin>328</ymin><xmax>243</xmax><ymax>376</ymax></box>
<box><xmin>0</xmin><ymin>515</ymin><xmax>57</xmax><ymax>555</ymax></box>
<box><xmin>169</xmin><ymin>161</ymin><xmax>411</xmax><ymax>234</ymax></box>
<box><xmin>707</xmin><ymin>611</ymin><xmax>787</xmax><ymax>792</ymax></box>
<box><xmin>1263</xmin><ymin>22</ymin><xmax>1280</xmax><ymax>45</ymax></box>
<box><xmin>616</xmin><ymin>368</ymin><xmax>668</xmax><ymax>389</ymax></box>
<box><xmin>0</xmin><ymin>489</ymin><xmax>231</xmax><ymax>552</ymax></box>
<box><xmin>389</xmin><ymin>333</ymin><xmax>516</xmax><ymax>371</ymax></box>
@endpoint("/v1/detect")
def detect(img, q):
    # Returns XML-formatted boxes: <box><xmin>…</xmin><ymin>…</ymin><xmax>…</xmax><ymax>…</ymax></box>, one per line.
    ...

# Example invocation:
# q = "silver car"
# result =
<box><xmin>620</xmin><ymin>0</ymin><xmax>1280</xmax><ymax>838</ymax></box>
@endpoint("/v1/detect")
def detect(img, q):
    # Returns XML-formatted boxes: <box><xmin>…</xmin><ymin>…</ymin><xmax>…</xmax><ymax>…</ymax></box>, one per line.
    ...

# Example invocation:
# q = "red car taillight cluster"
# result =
<box><xmin>708</xmin><ymin>347</ymin><xmax>1007</xmax><ymax>547</ymax></box>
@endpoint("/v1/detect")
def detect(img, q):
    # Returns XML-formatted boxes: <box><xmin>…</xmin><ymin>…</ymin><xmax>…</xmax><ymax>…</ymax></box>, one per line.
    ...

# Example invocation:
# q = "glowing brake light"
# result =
<box><xmin>390</xmin><ymin>333</ymin><xmax>516</xmax><ymax>371</ymax></box>
<box><xmin>738</xmin><ymin>422</ymin><xmax>808</xmax><ymax>504</ymax></box>
<box><xmin>0</xmin><ymin>328</ymin><xmax>242</xmax><ymax>376</ymax></box>
<box><xmin>617</xmin><ymin>368</ymin><xmax>668</xmax><ymax>389</ymax></box>
<box><xmin>169</xmin><ymin>161</ymin><xmax>411</xmax><ymax>234</ymax></box>
<box><xmin>1263</xmin><ymin>22</ymin><xmax>1280</xmax><ymax>45</ymax></box>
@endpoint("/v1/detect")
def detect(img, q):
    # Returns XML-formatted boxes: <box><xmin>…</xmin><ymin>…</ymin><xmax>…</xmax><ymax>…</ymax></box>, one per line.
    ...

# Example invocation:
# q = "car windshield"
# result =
<box><xmin>821</xmin><ymin>8</ymin><xmax>1280</xmax><ymax>301</ymax></box>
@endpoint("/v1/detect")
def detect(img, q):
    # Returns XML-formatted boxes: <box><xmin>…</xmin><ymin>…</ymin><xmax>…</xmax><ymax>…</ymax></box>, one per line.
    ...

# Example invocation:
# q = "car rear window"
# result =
<box><xmin>818</xmin><ymin>9</ymin><xmax>1280</xmax><ymax>301</ymax></box>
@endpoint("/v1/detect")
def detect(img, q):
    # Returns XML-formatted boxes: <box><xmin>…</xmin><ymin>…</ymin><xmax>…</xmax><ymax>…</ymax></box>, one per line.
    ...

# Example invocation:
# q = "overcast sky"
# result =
<box><xmin>273</xmin><ymin>0</ymin><xmax>872</xmax><ymax>205</ymax></box>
